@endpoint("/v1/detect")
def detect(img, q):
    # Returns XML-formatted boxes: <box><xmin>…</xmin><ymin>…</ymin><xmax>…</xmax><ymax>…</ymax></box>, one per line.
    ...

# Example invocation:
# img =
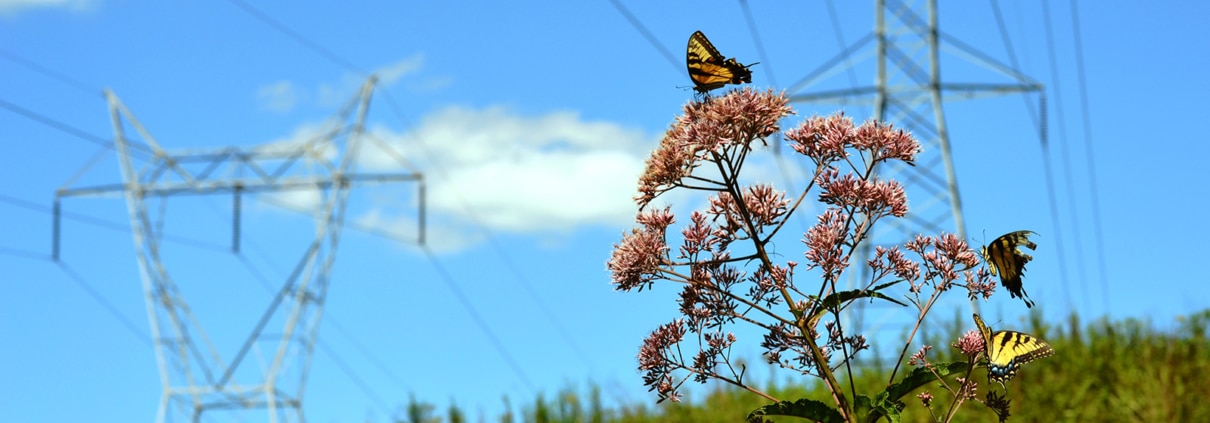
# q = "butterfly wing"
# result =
<box><xmin>973</xmin><ymin>313</ymin><xmax>1055</xmax><ymax>386</ymax></box>
<box><xmin>973</xmin><ymin>313</ymin><xmax>994</xmax><ymax>353</ymax></box>
<box><xmin>687</xmin><ymin>31</ymin><xmax>754</xmax><ymax>94</ymax></box>
<box><xmin>986</xmin><ymin>330</ymin><xmax>1055</xmax><ymax>385</ymax></box>
<box><xmin>981</xmin><ymin>230</ymin><xmax>1038</xmax><ymax>307</ymax></box>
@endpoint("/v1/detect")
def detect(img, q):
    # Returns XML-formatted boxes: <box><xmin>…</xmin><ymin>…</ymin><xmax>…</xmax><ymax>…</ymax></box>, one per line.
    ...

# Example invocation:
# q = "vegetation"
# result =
<box><xmin>392</xmin><ymin>309</ymin><xmax>1210</xmax><ymax>422</ymax></box>
<box><xmin>398</xmin><ymin>90</ymin><xmax>1210</xmax><ymax>422</ymax></box>
<box><xmin>603</xmin><ymin>88</ymin><xmax>993</xmax><ymax>422</ymax></box>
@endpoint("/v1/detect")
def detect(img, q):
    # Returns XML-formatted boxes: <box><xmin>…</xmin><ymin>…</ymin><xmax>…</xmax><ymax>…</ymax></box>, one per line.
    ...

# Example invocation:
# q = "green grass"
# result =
<box><xmin>393</xmin><ymin>309</ymin><xmax>1210</xmax><ymax>422</ymax></box>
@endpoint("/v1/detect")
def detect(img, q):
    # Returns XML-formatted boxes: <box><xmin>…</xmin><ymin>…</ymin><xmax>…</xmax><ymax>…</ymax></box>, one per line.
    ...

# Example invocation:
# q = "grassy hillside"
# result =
<box><xmin>396</xmin><ymin>309</ymin><xmax>1210</xmax><ymax>422</ymax></box>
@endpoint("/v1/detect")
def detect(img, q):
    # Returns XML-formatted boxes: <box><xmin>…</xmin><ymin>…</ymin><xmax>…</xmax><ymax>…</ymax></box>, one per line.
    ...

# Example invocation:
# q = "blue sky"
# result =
<box><xmin>2</xmin><ymin>1</ymin><xmax>1208</xmax><ymax>422</ymax></box>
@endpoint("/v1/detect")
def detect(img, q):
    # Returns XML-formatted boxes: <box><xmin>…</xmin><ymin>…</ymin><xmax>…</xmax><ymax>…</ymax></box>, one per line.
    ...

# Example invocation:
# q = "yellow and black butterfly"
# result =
<box><xmin>973</xmin><ymin>313</ymin><xmax>1054</xmax><ymax>387</ymax></box>
<box><xmin>687</xmin><ymin>30</ymin><xmax>756</xmax><ymax>95</ymax></box>
<box><xmin>981</xmin><ymin>230</ymin><xmax>1038</xmax><ymax>308</ymax></box>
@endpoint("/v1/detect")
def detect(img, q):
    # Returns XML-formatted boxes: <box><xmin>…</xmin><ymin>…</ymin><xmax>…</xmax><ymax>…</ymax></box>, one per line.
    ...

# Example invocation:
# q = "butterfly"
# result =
<box><xmin>973</xmin><ymin>313</ymin><xmax>1054</xmax><ymax>387</ymax></box>
<box><xmin>980</xmin><ymin>230</ymin><xmax>1038</xmax><ymax>308</ymax></box>
<box><xmin>686</xmin><ymin>30</ymin><xmax>756</xmax><ymax>95</ymax></box>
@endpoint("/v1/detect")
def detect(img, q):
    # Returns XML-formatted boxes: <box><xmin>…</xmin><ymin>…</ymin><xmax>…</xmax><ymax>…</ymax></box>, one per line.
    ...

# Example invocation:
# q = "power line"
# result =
<box><xmin>1067</xmin><ymin>0</ymin><xmax>1110</xmax><ymax>314</ymax></box>
<box><xmin>323</xmin><ymin>317</ymin><xmax>414</xmax><ymax>393</ymax></box>
<box><xmin>220</xmin><ymin>0</ymin><xmax>583</xmax><ymax>393</ymax></box>
<box><xmin>989</xmin><ymin>0</ymin><xmax>1074</xmax><ymax>310</ymax></box>
<box><xmin>606</xmin><ymin>0</ymin><xmax>680</xmax><ymax>74</ymax></box>
<box><xmin>0</xmin><ymin>97</ymin><xmax>154</xmax><ymax>157</ymax></box>
<box><xmin>0</xmin><ymin>193</ymin><xmax>230</xmax><ymax>255</ymax></box>
<box><xmin>739</xmin><ymin>0</ymin><xmax>778</xmax><ymax>88</ymax></box>
<box><xmin>227</xmin><ymin>0</ymin><xmax>590</xmax><ymax>369</ymax></box>
<box><xmin>4</xmin><ymin>98</ymin><xmax>103</xmax><ymax>149</ymax></box>
<box><xmin>110</xmin><ymin>183</ymin><xmax>409</xmax><ymax>414</ymax></box>
<box><xmin>236</xmin><ymin>242</ymin><xmax>414</xmax><ymax>393</ymax></box>
<box><xmin>7</xmin><ymin>16</ymin><xmax>405</xmax><ymax>418</ymax></box>
<box><xmin>989</xmin><ymin>1</ymin><xmax>1022</xmax><ymax>76</ymax></box>
<box><xmin>822</xmin><ymin>0</ymin><xmax>866</xmax><ymax>117</ymax></box>
<box><xmin>257</xmin><ymin>196</ymin><xmax>538</xmax><ymax>394</ymax></box>
<box><xmin>0</xmin><ymin>50</ymin><xmax>157</xmax><ymax>157</ymax></box>
<box><xmin>420</xmin><ymin>244</ymin><xmax>537</xmax><ymax>394</ymax></box>
<box><xmin>0</xmin><ymin>228</ymin><xmax>152</xmax><ymax>350</ymax></box>
<box><xmin>378</xmin><ymin>92</ymin><xmax>599</xmax><ymax>373</ymax></box>
<box><xmin>0</xmin><ymin>245</ymin><xmax>50</xmax><ymax>262</ymax></box>
<box><xmin>4</xmin><ymin>192</ymin><xmax>405</xmax><ymax>414</ymax></box>
<box><xmin>1040</xmin><ymin>0</ymin><xmax>1091</xmax><ymax>311</ymax></box>
<box><xmin>225</xmin><ymin>0</ymin><xmax>367</xmax><ymax>76</ymax></box>
<box><xmin>226</xmin><ymin>0</ymin><xmax>593</xmax><ymax>378</ymax></box>
<box><xmin>316</xmin><ymin>340</ymin><xmax>396</xmax><ymax>417</ymax></box>
<box><xmin>0</xmin><ymin>48</ymin><xmax>102</xmax><ymax>97</ymax></box>
<box><xmin>56</xmin><ymin>261</ymin><xmax>154</xmax><ymax>346</ymax></box>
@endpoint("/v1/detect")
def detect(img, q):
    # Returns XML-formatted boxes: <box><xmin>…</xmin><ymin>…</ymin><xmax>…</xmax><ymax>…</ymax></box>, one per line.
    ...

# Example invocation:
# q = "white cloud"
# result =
<box><xmin>251</xmin><ymin>66</ymin><xmax>658</xmax><ymax>252</ymax></box>
<box><xmin>316</xmin><ymin>54</ymin><xmax>430</xmax><ymax>107</ymax></box>
<box><xmin>262</xmin><ymin>53</ymin><xmax>432</xmax><ymax>111</ymax></box>
<box><xmin>256</xmin><ymin>80</ymin><xmax>302</xmax><ymax>113</ymax></box>
<box><xmin>315</xmin><ymin>81</ymin><xmax>350</xmax><ymax>109</ymax></box>
<box><xmin>254</xmin><ymin>122</ymin><xmax>338</xmax><ymax>162</ymax></box>
<box><xmin>262</xmin><ymin>188</ymin><xmax>324</xmax><ymax>213</ymax></box>
<box><xmin>413</xmin><ymin>76</ymin><xmax>453</xmax><ymax>92</ymax></box>
<box><xmin>375</xmin><ymin>54</ymin><xmax>424</xmax><ymax>87</ymax></box>
<box><xmin>247</xmin><ymin>123</ymin><xmax>344</xmax><ymax>214</ymax></box>
<box><xmin>352</xmin><ymin>105</ymin><xmax>654</xmax><ymax>248</ymax></box>
<box><xmin>246</xmin><ymin>100</ymin><xmax>805</xmax><ymax>254</ymax></box>
<box><xmin>355</xmin><ymin>209</ymin><xmax>481</xmax><ymax>254</ymax></box>
<box><xmin>0</xmin><ymin>0</ymin><xmax>93</xmax><ymax>16</ymax></box>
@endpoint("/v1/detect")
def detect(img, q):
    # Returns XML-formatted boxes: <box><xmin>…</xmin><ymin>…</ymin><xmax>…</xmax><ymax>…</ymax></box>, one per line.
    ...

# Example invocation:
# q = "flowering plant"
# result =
<box><xmin>608</xmin><ymin>89</ymin><xmax>1007</xmax><ymax>422</ymax></box>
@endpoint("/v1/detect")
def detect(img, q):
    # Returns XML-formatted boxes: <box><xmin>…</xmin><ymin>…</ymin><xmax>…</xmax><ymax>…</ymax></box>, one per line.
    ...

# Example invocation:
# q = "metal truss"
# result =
<box><xmin>785</xmin><ymin>0</ymin><xmax>1045</xmax><ymax>328</ymax></box>
<box><xmin>54</xmin><ymin>77</ymin><xmax>423</xmax><ymax>422</ymax></box>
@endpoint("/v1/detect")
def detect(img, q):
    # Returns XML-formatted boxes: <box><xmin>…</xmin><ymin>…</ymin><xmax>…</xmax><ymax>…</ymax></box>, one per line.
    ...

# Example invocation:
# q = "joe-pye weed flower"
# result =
<box><xmin>609</xmin><ymin>89</ymin><xmax>1013</xmax><ymax>422</ymax></box>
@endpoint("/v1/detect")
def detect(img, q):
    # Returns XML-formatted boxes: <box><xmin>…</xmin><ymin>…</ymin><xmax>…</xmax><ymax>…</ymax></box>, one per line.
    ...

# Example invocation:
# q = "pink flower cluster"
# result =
<box><xmin>637</xmin><ymin>319</ymin><xmax>687</xmax><ymax>403</ymax></box>
<box><xmin>634</xmin><ymin>89</ymin><xmax>792</xmax><ymax>209</ymax></box>
<box><xmin>784</xmin><ymin>113</ymin><xmax>919</xmax><ymax>166</ymax></box>
<box><xmin>608</xmin><ymin>87</ymin><xmax>1004</xmax><ymax>405</ymax></box>
<box><xmin>903</xmin><ymin>234</ymin><xmax>981</xmax><ymax>293</ymax></box>
<box><xmin>608</xmin><ymin>207</ymin><xmax>673</xmax><ymax>292</ymax></box>
<box><xmin>952</xmin><ymin>329</ymin><xmax>985</xmax><ymax>358</ymax></box>
<box><xmin>817</xmin><ymin>169</ymin><xmax>908</xmax><ymax>219</ymax></box>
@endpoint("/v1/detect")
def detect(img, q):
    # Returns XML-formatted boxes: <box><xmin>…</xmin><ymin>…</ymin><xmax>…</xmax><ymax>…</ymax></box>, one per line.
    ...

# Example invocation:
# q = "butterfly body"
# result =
<box><xmin>981</xmin><ymin>230</ymin><xmax>1038</xmax><ymax>307</ymax></box>
<box><xmin>687</xmin><ymin>31</ymin><xmax>756</xmax><ymax>95</ymax></box>
<box><xmin>973</xmin><ymin>313</ymin><xmax>1054</xmax><ymax>386</ymax></box>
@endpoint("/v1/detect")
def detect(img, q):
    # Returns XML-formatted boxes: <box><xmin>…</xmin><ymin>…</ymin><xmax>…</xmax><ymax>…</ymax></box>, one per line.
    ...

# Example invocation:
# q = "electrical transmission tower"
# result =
<box><xmin>785</xmin><ymin>0</ymin><xmax>1044</xmax><ymax>328</ymax></box>
<box><xmin>54</xmin><ymin>77</ymin><xmax>424</xmax><ymax>422</ymax></box>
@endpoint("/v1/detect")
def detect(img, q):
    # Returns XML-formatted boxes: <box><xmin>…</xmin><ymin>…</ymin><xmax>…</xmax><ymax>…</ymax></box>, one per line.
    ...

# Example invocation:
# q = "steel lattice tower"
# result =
<box><xmin>54</xmin><ymin>77</ymin><xmax>423</xmax><ymax>422</ymax></box>
<box><xmin>785</xmin><ymin>0</ymin><xmax>1044</xmax><ymax>329</ymax></box>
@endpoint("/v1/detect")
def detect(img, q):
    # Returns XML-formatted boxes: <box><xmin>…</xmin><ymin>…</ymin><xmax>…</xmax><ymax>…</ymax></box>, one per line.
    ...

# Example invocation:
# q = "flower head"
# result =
<box><xmin>917</xmin><ymin>391</ymin><xmax>934</xmax><ymax>407</ymax></box>
<box><xmin>908</xmin><ymin>344</ymin><xmax>933</xmax><ymax>366</ymax></box>
<box><xmin>952</xmin><ymin>329</ymin><xmax>985</xmax><ymax>359</ymax></box>
<box><xmin>785</xmin><ymin>113</ymin><xmax>855</xmax><ymax>164</ymax></box>
<box><xmin>607</xmin><ymin>208</ymin><xmax>674</xmax><ymax>291</ymax></box>
<box><xmin>851</xmin><ymin>119</ymin><xmax>921</xmax><ymax>164</ymax></box>
<box><xmin>638</xmin><ymin>320</ymin><xmax>687</xmax><ymax>403</ymax></box>
<box><xmin>985</xmin><ymin>390</ymin><xmax>1012</xmax><ymax>422</ymax></box>
<box><xmin>636</xmin><ymin>89</ymin><xmax>791</xmax><ymax>209</ymax></box>
<box><xmin>817</xmin><ymin>171</ymin><xmax>908</xmax><ymax>218</ymax></box>
<box><xmin>802</xmin><ymin>208</ymin><xmax>850</xmax><ymax>279</ymax></box>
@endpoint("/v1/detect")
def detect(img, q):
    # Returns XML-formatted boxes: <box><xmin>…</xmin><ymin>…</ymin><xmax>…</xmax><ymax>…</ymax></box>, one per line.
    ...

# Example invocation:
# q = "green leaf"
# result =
<box><xmin>804</xmin><ymin>287</ymin><xmax>910</xmax><ymax>329</ymax></box>
<box><xmin>869</xmin><ymin>279</ymin><xmax>905</xmax><ymax>293</ymax></box>
<box><xmin>819</xmin><ymin>288</ymin><xmax>908</xmax><ymax>311</ymax></box>
<box><xmin>851</xmin><ymin>362</ymin><xmax>971</xmax><ymax>422</ymax></box>
<box><xmin>857</xmin><ymin>392</ymin><xmax>905</xmax><ymax>423</ymax></box>
<box><xmin>747</xmin><ymin>398</ymin><xmax>845</xmax><ymax>423</ymax></box>
<box><xmin>885</xmin><ymin>361</ymin><xmax>971</xmax><ymax>400</ymax></box>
